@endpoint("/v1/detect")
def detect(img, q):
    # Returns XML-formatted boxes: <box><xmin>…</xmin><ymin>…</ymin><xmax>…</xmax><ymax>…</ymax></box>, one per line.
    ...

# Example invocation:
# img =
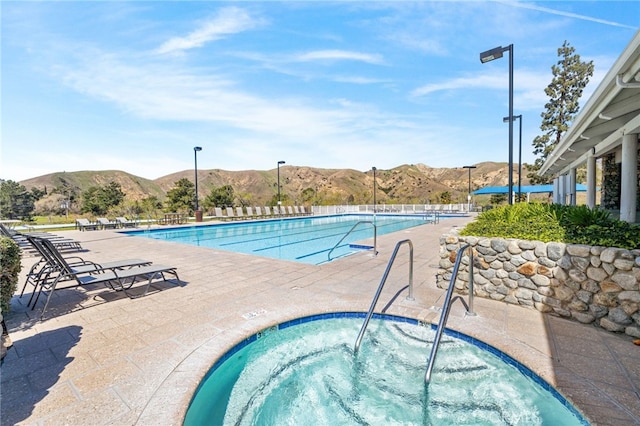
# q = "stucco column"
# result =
<box><xmin>586</xmin><ymin>152</ymin><xmax>597</xmax><ymax>208</ymax></box>
<box><xmin>569</xmin><ymin>168</ymin><xmax>577</xmax><ymax>206</ymax></box>
<box><xmin>553</xmin><ymin>177</ymin><xmax>560</xmax><ymax>204</ymax></box>
<box><xmin>620</xmin><ymin>133</ymin><xmax>638</xmax><ymax>223</ymax></box>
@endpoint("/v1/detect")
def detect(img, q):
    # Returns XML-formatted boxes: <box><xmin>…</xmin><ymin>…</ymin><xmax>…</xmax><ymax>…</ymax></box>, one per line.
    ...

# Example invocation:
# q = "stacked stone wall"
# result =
<box><xmin>438</xmin><ymin>234</ymin><xmax>640</xmax><ymax>338</ymax></box>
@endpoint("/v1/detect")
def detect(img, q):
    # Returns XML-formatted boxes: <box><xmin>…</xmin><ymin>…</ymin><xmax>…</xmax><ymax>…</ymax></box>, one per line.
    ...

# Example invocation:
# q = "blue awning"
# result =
<box><xmin>473</xmin><ymin>184</ymin><xmax>588</xmax><ymax>195</ymax></box>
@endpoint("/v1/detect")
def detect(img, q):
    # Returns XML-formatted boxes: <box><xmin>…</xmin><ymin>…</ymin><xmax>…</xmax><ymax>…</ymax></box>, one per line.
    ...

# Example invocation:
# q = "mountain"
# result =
<box><xmin>18</xmin><ymin>162</ymin><xmax>531</xmax><ymax>206</ymax></box>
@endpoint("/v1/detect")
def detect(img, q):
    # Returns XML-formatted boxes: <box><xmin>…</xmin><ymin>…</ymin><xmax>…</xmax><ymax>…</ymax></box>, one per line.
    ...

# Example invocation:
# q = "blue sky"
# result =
<box><xmin>2</xmin><ymin>1</ymin><xmax>638</xmax><ymax>182</ymax></box>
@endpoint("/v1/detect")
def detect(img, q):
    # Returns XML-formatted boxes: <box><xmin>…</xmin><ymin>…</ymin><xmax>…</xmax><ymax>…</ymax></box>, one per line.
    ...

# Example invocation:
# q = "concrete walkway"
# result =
<box><xmin>1</xmin><ymin>216</ymin><xmax>639</xmax><ymax>425</ymax></box>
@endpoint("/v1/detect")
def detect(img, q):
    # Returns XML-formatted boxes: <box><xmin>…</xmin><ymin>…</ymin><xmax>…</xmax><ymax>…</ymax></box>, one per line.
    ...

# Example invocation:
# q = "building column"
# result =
<box><xmin>569</xmin><ymin>168</ymin><xmax>577</xmax><ymax>206</ymax></box>
<box><xmin>620</xmin><ymin>133</ymin><xmax>638</xmax><ymax>223</ymax></box>
<box><xmin>586</xmin><ymin>152</ymin><xmax>597</xmax><ymax>209</ymax></box>
<box><xmin>553</xmin><ymin>177</ymin><xmax>561</xmax><ymax>204</ymax></box>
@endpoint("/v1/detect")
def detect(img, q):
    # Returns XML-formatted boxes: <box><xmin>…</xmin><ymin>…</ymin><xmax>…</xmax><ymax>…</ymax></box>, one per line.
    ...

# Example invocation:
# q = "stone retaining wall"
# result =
<box><xmin>438</xmin><ymin>234</ymin><xmax>640</xmax><ymax>338</ymax></box>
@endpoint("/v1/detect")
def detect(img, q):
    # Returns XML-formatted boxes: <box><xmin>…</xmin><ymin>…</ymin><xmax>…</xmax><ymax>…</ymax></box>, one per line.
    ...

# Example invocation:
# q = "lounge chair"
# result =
<box><xmin>263</xmin><ymin>206</ymin><xmax>273</xmax><ymax>217</ymax></box>
<box><xmin>226</xmin><ymin>207</ymin><xmax>237</xmax><ymax>220</ymax></box>
<box><xmin>245</xmin><ymin>206</ymin><xmax>255</xmax><ymax>218</ymax></box>
<box><xmin>116</xmin><ymin>217</ymin><xmax>137</xmax><ymax>228</ymax></box>
<box><xmin>1</xmin><ymin>223</ymin><xmax>83</xmax><ymax>253</ymax></box>
<box><xmin>97</xmin><ymin>217</ymin><xmax>118</xmax><ymax>229</ymax></box>
<box><xmin>26</xmin><ymin>236</ymin><xmax>180</xmax><ymax>318</ymax></box>
<box><xmin>287</xmin><ymin>206</ymin><xmax>295</xmax><ymax>216</ymax></box>
<box><xmin>76</xmin><ymin>218</ymin><xmax>99</xmax><ymax>231</ymax></box>
<box><xmin>21</xmin><ymin>235</ymin><xmax>151</xmax><ymax>301</ymax></box>
<box><xmin>235</xmin><ymin>207</ymin><xmax>245</xmax><ymax>220</ymax></box>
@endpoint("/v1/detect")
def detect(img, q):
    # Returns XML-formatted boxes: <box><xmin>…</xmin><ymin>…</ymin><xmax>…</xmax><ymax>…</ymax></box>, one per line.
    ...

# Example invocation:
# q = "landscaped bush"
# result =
<box><xmin>460</xmin><ymin>203</ymin><xmax>640</xmax><ymax>250</ymax></box>
<box><xmin>0</xmin><ymin>237</ymin><xmax>22</xmax><ymax>313</ymax></box>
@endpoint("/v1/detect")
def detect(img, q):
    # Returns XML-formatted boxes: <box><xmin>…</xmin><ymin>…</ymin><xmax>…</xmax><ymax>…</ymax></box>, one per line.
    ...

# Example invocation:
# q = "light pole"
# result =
<box><xmin>277</xmin><ymin>160</ymin><xmax>285</xmax><ymax>205</ymax></box>
<box><xmin>194</xmin><ymin>146</ymin><xmax>202</xmax><ymax>219</ymax></box>
<box><xmin>504</xmin><ymin>114</ymin><xmax>522</xmax><ymax>201</ymax></box>
<box><xmin>480</xmin><ymin>44</ymin><xmax>514</xmax><ymax>204</ymax></box>
<box><xmin>462</xmin><ymin>166</ymin><xmax>476</xmax><ymax>212</ymax></box>
<box><xmin>372</xmin><ymin>167</ymin><xmax>377</xmax><ymax>213</ymax></box>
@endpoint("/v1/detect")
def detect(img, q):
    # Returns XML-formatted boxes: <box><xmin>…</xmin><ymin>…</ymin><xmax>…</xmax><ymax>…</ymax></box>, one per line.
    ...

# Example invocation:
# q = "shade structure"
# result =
<box><xmin>473</xmin><ymin>184</ymin><xmax>588</xmax><ymax>195</ymax></box>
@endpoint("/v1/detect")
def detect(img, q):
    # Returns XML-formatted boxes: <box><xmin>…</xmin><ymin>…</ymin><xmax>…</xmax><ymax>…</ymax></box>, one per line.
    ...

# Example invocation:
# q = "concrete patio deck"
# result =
<box><xmin>1</xmin><ymin>216</ymin><xmax>639</xmax><ymax>425</ymax></box>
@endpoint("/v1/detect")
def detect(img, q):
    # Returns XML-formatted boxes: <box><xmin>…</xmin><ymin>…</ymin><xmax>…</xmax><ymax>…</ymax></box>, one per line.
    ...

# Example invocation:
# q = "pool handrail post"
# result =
<box><xmin>354</xmin><ymin>239</ymin><xmax>413</xmax><ymax>353</ymax></box>
<box><xmin>425</xmin><ymin>243</ymin><xmax>473</xmax><ymax>383</ymax></box>
<box><xmin>327</xmin><ymin>220</ymin><xmax>377</xmax><ymax>262</ymax></box>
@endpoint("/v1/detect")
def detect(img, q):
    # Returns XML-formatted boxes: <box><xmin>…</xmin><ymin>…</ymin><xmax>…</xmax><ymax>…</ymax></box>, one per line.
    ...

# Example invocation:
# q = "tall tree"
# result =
<box><xmin>202</xmin><ymin>185</ymin><xmax>235</xmax><ymax>209</ymax></box>
<box><xmin>528</xmin><ymin>41</ymin><xmax>594</xmax><ymax>184</ymax></box>
<box><xmin>0</xmin><ymin>180</ymin><xmax>35</xmax><ymax>220</ymax></box>
<box><xmin>165</xmin><ymin>178</ymin><xmax>195</xmax><ymax>213</ymax></box>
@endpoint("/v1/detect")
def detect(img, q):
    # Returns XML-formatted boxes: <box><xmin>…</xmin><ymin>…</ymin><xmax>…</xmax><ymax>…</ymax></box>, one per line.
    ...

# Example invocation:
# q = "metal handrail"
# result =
<box><xmin>425</xmin><ymin>243</ymin><xmax>475</xmax><ymax>383</ymax></box>
<box><xmin>354</xmin><ymin>239</ymin><xmax>414</xmax><ymax>353</ymax></box>
<box><xmin>327</xmin><ymin>221</ymin><xmax>377</xmax><ymax>261</ymax></box>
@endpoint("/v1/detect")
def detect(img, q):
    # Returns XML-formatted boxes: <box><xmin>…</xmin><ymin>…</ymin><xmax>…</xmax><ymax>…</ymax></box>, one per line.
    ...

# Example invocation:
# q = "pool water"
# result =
<box><xmin>184</xmin><ymin>315</ymin><xmax>588</xmax><ymax>425</ymax></box>
<box><xmin>126</xmin><ymin>214</ymin><xmax>433</xmax><ymax>264</ymax></box>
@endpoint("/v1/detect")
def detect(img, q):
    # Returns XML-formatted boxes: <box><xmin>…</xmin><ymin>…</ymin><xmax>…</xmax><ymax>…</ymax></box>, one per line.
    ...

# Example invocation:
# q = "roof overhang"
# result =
<box><xmin>539</xmin><ymin>30</ymin><xmax>640</xmax><ymax>177</ymax></box>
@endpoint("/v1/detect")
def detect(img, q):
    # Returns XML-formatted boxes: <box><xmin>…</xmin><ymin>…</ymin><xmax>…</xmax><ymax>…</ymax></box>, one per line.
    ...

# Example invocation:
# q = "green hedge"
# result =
<box><xmin>0</xmin><ymin>237</ymin><xmax>22</xmax><ymax>313</ymax></box>
<box><xmin>460</xmin><ymin>203</ymin><xmax>640</xmax><ymax>250</ymax></box>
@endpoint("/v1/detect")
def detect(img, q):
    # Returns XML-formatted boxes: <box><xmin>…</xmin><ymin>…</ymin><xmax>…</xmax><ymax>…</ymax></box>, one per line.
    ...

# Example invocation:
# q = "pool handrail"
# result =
<box><xmin>354</xmin><ymin>239</ymin><xmax>414</xmax><ymax>353</ymax></box>
<box><xmin>425</xmin><ymin>243</ymin><xmax>475</xmax><ymax>383</ymax></box>
<box><xmin>327</xmin><ymin>220</ymin><xmax>377</xmax><ymax>262</ymax></box>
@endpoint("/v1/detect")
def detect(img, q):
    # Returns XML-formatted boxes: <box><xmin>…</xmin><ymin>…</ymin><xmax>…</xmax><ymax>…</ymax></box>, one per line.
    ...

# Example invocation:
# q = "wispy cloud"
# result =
<box><xmin>295</xmin><ymin>50</ymin><xmax>385</xmax><ymax>65</ymax></box>
<box><xmin>499</xmin><ymin>0</ymin><xmax>638</xmax><ymax>29</ymax></box>
<box><xmin>155</xmin><ymin>7</ymin><xmax>263</xmax><ymax>55</ymax></box>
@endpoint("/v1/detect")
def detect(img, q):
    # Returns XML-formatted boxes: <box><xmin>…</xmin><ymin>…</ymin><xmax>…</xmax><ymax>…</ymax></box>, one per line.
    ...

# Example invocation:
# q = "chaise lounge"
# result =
<box><xmin>26</xmin><ymin>236</ymin><xmax>181</xmax><ymax>318</ymax></box>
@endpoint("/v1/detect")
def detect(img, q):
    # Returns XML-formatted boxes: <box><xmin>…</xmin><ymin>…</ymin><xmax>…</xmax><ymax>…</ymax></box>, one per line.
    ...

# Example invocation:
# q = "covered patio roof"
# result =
<box><xmin>473</xmin><ymin>184</ymin><xmax>587</xmax><ymax>195</ymax></box>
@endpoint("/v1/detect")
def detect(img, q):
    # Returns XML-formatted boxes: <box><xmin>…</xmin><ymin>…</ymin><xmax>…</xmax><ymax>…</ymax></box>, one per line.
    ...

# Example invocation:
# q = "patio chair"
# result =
<box><xmin>214</xmin><ymin>207</ymin><xmax>227</xmax><ymax>220</ymax></box>
<box><xmin>21</xmin><ymin>235</ymin><xmax>151</xmax><ymax>302</ymax></box>
<box><xmin>235</xmin><ymin>207</ymin><xmax>245</xmax><ymax>220</ymax></box>
<box><xmin>116</xmin><ymin>217</ymin><xmax>137</xmax><ymax>228</ymax></box>
<box><xmin>225</xmin><ymin>207</ymin><xmax>237</xmax><ymax>220</ymax></box>
<box><xmin>263</xmin><ymin>206</ymin><xmax>273</xmax><ymax>217</ymax></box>
<box><xmin>1</xmin><ymin>223</ymin><xmax>83</xmax><ymax>253</ymax></box>
<box><xmin>76</xmin><ymin>218</ymin><xmax>99</xmax><ymax>231</ymax></box>
<box><xmin>97</xmin><ymin>218</ymin><xmax>118</xmax><ymax>230</ymax></box>
<box><xmin>26</xmin><ymin>236</ymin><xmax>180</xmax><ymax>318</ymax></box>
<box><xmin>254</xmin><ymin>206</ymin><xmax>263</xmax><ymax>218</ymax></box>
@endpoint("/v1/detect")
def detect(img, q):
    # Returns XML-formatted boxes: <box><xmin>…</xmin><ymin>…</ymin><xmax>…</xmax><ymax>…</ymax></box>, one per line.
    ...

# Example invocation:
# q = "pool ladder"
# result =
<box><xmin>327</xmin><ymin>221</ymin><xmax>377</xmax><ymax>262</ymax></box>
<box><xmin>354</xmin><ymin>239</ymin><xmax>414</xmax><ymax>352</ymax></box>
<box><xmin>425</xmin><ymin>243</ymin><xmax>475</xmax><ymax>383</ymax></box>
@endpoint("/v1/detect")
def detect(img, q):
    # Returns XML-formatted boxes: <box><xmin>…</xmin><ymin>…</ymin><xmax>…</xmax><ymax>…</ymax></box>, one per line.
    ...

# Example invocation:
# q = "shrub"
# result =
<box><xmin>461</xmin><ymin>203</ymin><xmax>640</xmax><ymax>250</ymax></box>
<box><xmin>0</xmin><ymin>237</ymin><xmax>22</xmax><ymax>313</ymax></box>
<box><xmin>460</xmin><ymin>203</ymin><xmax>565</xmax><ymax>242</ymax></box>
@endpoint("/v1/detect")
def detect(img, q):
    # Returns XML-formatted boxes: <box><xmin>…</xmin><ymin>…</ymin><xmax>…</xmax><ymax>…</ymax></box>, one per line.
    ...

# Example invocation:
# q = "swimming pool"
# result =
<box><xmin>125</xmin><ymin>214</ymin><xmax>435</xmax><ymax>264</ymax></box>
<box><xmin>184</xmin><ymin>313</ymin><xmax>588</xmax><ymax>425</ymax></box>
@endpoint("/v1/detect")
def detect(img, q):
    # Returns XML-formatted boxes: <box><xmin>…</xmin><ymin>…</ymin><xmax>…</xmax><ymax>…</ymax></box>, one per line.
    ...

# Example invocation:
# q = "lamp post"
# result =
<box><xmin>462</xmin><ymin>166</ymin><xmax>476</xmax><ymax>213</ymax></box>
<box><xmin>504</xmin><ymin>114</ymin><xmax>522</xmax><ymax>201</ymax></box>
<box><xmin>480</xmin><ymin>44</ymin><xmax>514</xmax><ymax>204</ymax></box>
<box><xmin>372</xmin><ymin>167</ymin><xmax>377</xmax><ymax>213</ymax></box>
<box><xmin>277</xmin><ymin>160</ymin><xmax>285</xmax><ymax>205</ymax></box>
<box><xmin>194</xmin><ymin>146</ymin><xmax>202</xmax><ymax>219</ymax></box>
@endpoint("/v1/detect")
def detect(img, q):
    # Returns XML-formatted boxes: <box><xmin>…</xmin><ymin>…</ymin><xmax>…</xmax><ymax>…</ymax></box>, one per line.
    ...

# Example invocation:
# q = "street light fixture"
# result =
<box><xmin>194</xmin><ymin>146</ymin><xmax>202</xmax><ymax>217</ymax></box>
<box><xmin>504</xmin><ymin>114</ymin><xmax>522</xmax><ymax>201</ymax></box>
<box><xmin>277</xmin><ymin>160</ymin><xmax>285</xmax><ymax>205</ymax></box>
<box><xmin>480</xmin><ymin>44</ymin><xmax>514</xmax><ymax>204</ymax></box>
<box><xmin>462</xmin><ymin>166</ymin><xmax>476</xmax><ymax>213</ymax></box>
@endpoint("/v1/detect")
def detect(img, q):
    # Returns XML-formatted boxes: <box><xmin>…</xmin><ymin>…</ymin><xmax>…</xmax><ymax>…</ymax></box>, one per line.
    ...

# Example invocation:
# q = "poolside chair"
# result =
<box><xmin>1</xmin><ymin>223</ymin><xmax>83</xmax><ymax>253</ymax></box>
<box><xmin>97</xmin><ymin>217</ymin><xmax>118</xmax><ymax>230</ymax></box>
<box><xmin>263</xmin><ymin>206</ymin><xmax>272</xmax><ymax>217</ymax></box>
<box><xmin>287</xmin><ymin>206</ymin><xmax>295</xmax><ymax>216</ymax></box>
<box><xmin>116</xmin><ymin>217</ymin><xmax>137</xmax><ymax>228</ymax></box>
<box><xmin>254</xmin><ymin>206</ymin><xmax>263</xmax><ymax>218</ymax></box>
<box><xmin>235</xmin><ymin>207</ymin><xmax>245</xmax><ymax>220</ymax></box>
<box><xmin>26</xmin><ymin>236</ymin><xmax>180</xmax><ymax>318</ymax></box>
<box><xmin>21</xmin><ymin>235</ymin><xmax>151</xmax><ymax>303</ymax></box>
<box><xmin>76</xmin><ymin>218</ymin><xmax>99</xmax><ymax>231</ymax></box>
<box><xmin>245</xmin><ymin>207</ymin><xmax>255</xmax><ymax>218</ymax></box>
<box><xmin>225</xmin><ymin>207</ymin><xmax>237</xmax><ymax>220</ymax></box>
